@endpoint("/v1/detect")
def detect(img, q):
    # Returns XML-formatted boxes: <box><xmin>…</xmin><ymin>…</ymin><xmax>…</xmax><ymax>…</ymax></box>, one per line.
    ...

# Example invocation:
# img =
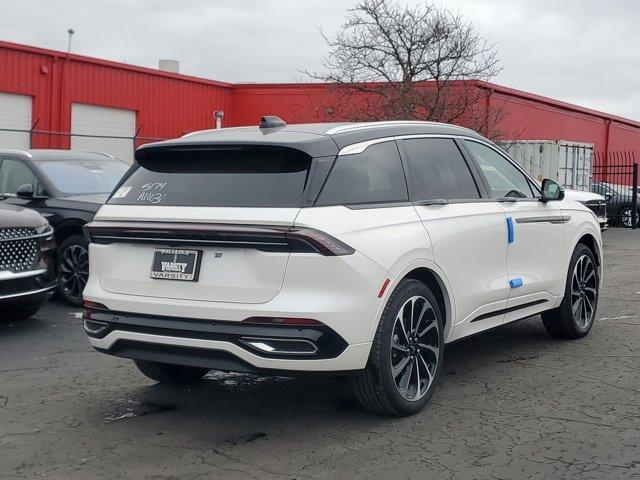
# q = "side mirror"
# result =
<box><xmin>604</xmin><ymin>192</ymin><xmax>613</xmax><ymax>200</ymax></box>
<box><xmin>16</xmin><ymin>183</ymin><xmax>34</xmax><ymax>199</ymax></box>
<box><xmin>541</xmin><ymin>179</ymin><xmax>564</xmax><ymax>202</ymax></box>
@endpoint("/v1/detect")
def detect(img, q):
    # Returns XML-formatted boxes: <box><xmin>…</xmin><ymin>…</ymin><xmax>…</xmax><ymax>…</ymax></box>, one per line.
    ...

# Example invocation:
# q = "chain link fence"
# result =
<box><xmin>0</xmin><ymin>127</ymin><xmax>169</xmax><ymax>163</ymax></box>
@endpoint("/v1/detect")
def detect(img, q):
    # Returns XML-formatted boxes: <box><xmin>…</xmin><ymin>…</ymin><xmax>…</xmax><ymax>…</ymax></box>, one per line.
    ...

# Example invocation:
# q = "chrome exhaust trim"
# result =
<box><xmin>240</xmin><ymin>337</ymin><xmax>319</xmax><ymax>356</ymax></box>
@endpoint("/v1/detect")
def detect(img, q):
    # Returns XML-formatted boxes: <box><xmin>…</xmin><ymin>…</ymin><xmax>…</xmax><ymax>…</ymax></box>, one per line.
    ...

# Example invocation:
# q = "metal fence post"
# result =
<box><xmin>29</xmin><ymin>117</ymin><xmax>40</xmax><ymax>148</ymax></box>
<box><xmin>633</xmin><ymin>159</ymin><xmax>639</xmax><ymax>230</ymax></box>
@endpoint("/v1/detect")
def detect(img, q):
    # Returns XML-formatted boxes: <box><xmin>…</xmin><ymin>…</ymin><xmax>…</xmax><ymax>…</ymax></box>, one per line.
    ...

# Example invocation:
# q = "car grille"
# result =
<box><xmin>585</xmin><ymin>200</ymin><xmax>606</xmax><ymax>218</ymax></box>
<box><xmin>0</xmin><ymin>276</ymin><xmax>41</xmax><ymax>296</ymax></box>
<box><xmin>0</xmin><ymin>227</ymin><xmax>37</xmax><ymax>240</ymax></box>
<box><xmin>0</xmin><ymin>228</ymin><xmax>39</xmax><ymax>272</ymax></box>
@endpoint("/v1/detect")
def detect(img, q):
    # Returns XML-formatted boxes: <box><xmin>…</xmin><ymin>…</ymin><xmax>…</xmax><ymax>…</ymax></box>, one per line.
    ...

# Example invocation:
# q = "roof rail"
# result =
<box><xmin>80</xmin><ymin>151</ymin><xmax>115</xmax><ymax>158</ymax></box>
<box><xmin>325</xmin><ymin>120</ymin><xmax>455</xmax><ymax>135</ymax></box>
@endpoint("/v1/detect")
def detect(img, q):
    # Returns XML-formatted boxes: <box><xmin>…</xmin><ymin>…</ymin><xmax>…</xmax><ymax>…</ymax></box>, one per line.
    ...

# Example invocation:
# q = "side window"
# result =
<box><xmin>402</xmin><ymin>138</ymin><xmax>480</xmax><ymax>201</ymax></box>
<box><xmin>464</xmin><ymin>141</ymin><xmax>536</xmax><ymax>199</ymax></box>
<box><xmin>316</xmin><ymin>141</ymin><xmax>408</xmax><ymax>205</ymax></box>
<box><xmin>0</xmin><ymin>159</ymin><xmax>39</xmax><ymax>196</ymax></box>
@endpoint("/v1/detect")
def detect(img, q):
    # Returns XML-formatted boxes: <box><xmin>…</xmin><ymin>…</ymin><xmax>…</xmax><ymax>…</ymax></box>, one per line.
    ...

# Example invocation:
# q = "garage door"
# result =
<box><xmin>0</xmin><ymin>92</ymin><xmax>32</xmax><ymax>149</ymax></box>
<box><xmin>71</xmin><ymin>103</ymin><xmax>136</xmax><ymax>163</ymax></box>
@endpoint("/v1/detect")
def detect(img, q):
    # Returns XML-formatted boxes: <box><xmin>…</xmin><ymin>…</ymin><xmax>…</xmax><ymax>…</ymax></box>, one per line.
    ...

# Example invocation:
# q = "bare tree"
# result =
<box><xmin>306</xmin><ymin>0</ymin><xmax>506</xmax><ymax>138</ymax></box>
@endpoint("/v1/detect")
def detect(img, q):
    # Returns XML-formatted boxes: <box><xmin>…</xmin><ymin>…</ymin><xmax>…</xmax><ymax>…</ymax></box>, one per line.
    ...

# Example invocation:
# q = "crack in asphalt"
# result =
<box><xmin>2</xmin><ymin>232</ymin><xmax>640</xmax><ymax>479</ymax></box>
<box><xmin>431</xmin><ymin>401</ymin><xmax>635</xmax><ymax>431</ymax></box>
<box><xmin>481</xmin><ymin>347</ymin><xmax>640</xmax><ymax>395</ymax></box>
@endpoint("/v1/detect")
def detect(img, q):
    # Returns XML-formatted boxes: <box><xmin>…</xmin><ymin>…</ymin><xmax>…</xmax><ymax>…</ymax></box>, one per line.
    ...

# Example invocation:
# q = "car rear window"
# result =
<box><xmin>108</xmin><ymin>146</ymin><xmax>312</xmax><ymax>207</ymax></box>
<box><xmin>316</xmin><ymin>141</ymin><xmax>408</xmax><ymax>206</ymax></box>
<box><xmin>39</xmin><ymin>159</ymin><xmax>129</xmax><ymax>195</ymax></box>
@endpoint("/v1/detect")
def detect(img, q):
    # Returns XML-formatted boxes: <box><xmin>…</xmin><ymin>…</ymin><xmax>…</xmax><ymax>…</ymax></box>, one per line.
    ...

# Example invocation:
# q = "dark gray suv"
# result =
<box><xmin>592</xmin><ymin>181</ymin><xmax>639</xmax><ymax>228</ymax></box>
<box><xmin>0</xmin><ymin>203</ymin><xmax>56</xmax><ymax>319</ymax></box>
<box><xmin>0</xmin><ymin>150</ymin><xmax>129</xmax><ymax>305</ymax></box>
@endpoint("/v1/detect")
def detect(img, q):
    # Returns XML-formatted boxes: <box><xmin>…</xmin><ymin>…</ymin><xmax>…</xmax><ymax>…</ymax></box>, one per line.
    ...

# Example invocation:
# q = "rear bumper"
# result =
<box><xmin>85</xmin><ymin>309</ymin><xmax>371</xmax><ymax>373</ymax></box>
<box><xmin>83</xmin><ymin>235</ymin><xmax>387</xmax><ymax>372</ymax></box>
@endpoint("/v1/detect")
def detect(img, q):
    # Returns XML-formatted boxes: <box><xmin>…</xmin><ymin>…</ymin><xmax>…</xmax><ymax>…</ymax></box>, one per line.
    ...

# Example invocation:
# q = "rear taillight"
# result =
<box><xmin>286</xmin><ymin>227</ymin><xmax>355</xmax><ymax>256</ymax></box>
<box><xmin>83</xmin><ymin>221</ymin><xmax>355</xmax><ymax>256</ymax></box>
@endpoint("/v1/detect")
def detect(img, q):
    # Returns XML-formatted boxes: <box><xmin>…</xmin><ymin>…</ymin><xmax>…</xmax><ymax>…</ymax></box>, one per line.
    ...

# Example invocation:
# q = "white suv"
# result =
<box><xmin>82</xmin><ymin>118</ymin><xmax>602</xmax><ymax>416</ymax></box>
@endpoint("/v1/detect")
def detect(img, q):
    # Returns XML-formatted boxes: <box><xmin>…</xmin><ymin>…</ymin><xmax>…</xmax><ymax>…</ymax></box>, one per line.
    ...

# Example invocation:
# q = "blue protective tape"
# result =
<box><xmin>509</xmin><ymin>278</ymin><xmax>523</xmax><ymax>289</ymax></box>
<box><xmin>506</xmin><ymin>217</ymin><xmax>515</xmax><ymax>244</ymax></box>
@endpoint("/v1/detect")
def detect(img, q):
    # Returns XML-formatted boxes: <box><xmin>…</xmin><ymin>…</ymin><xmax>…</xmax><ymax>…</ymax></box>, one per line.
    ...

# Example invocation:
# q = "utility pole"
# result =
<box><xmin>67</xmin><ymin>28</ymin><xmax>74</xmax><ymax>55</ymax></box>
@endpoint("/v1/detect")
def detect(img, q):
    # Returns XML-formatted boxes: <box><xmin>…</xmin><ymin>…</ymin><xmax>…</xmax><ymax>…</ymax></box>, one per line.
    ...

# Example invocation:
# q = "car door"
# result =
<box><xmin>398</xmin><ymin>137</ymin><xmax>510</xmax><ymax>340</ymax></box>
<box><xmin>462</xmin><ymin>140</ymin><xmax>566</xmax><ymax>322</ymax></box>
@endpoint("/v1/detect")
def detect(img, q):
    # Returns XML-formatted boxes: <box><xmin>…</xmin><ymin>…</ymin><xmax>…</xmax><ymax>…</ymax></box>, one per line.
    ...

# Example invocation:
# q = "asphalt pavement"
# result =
<box><xmin>2</xmin><ymin>228</ymin><xmax>640</xmax><ymax>479</ymax></box>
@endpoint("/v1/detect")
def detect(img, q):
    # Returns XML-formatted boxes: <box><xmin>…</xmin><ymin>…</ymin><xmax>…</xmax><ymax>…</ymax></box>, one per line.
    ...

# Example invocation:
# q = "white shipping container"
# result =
<box><xmin>503</xmin><ymin>140</ymin><xmax>594</xmax><ymax>191</ymax></box>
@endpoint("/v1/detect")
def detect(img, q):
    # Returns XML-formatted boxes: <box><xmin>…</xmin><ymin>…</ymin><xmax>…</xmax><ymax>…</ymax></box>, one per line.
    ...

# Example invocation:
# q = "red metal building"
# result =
<box><xmin>2</xmin><ymin>39</ymin><xmax>640</xmax><ymax>160</ymax></box>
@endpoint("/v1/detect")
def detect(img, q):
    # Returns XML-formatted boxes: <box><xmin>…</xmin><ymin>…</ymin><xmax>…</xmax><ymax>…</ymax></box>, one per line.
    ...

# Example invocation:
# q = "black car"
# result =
<box><xmin>592</xmin><ymin>181</ymin><xmax>639</xmax><ymax>228</ymax></box>
<box><xmin>0</xmin><ymin>203</ymin><xmax>56</xmax><ymax>319</ymax></box>
<box><xmin>0</xmin><ymin>150</ymin><xmax>129</xmax><ymax>305</ymax></box>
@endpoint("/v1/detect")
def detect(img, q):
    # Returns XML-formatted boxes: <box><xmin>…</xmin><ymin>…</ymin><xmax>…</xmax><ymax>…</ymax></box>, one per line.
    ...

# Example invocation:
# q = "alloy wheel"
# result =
<box><xmin>570</xmin><ymin>254</ymin><xmax>597</xmax><ymax>329</ymax></box>
<box><xmin>59</xmin><ymin>244</ymin><xmax>89</xmax><ymax>301</ymax></box>
<box><xmin>390</xmin><ymin>295</ymin><xmax>440</xmax><ymax>401</ymax></box>
<box><xmin>621</xmin><ymin>208</ymin><xmax>640</xmax><ymax>228</ymax></box>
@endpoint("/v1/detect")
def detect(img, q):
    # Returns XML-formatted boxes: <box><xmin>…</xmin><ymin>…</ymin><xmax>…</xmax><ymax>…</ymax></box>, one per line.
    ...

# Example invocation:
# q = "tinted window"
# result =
<box><xmin>108</xmin><ymin>146</ymin><xmax>311</xmax><ymax>207</ymax></box>
<box><xmin>0</xmin><ymin>159</ymin><xmax>40</xmax><ymax>195</ymax></box>
<box><xmin>591</xmin><ymin>183</ymin><xmax>607</xmax><ymax>196</ymax></box>
<box><xmin>317</xmin><ymin>141</ymin><xmax>408</xmax><ymax>205</ymax></box>
<box><xmin>465</xmin><ymin>141</ymin><xmax>535</xmax><ymax>199</ymax></box>
<box><xmin>402</xmin><ymin>138</ymin><xmax>480</xmax><ymax>200</ymax></box>
<box><xmin>39</xmin><ymin>159</ymin><xmax>129</xmax><ymax>195</ymax></box>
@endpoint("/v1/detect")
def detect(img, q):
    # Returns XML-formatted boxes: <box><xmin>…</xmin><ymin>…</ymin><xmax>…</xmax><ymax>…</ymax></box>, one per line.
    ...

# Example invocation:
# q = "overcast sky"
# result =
<box><xmin>1</xmin><ymin>0</ymin><xmax>639</xmax><ymax>119</ymax></box>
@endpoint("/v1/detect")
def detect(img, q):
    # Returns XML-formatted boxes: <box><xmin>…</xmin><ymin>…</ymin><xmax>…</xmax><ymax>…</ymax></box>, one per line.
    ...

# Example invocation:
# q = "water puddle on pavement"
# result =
<box><xmin>204</xmin><ymin>370</ymin><xmax>292</xmax><ymax>389</ymax></box>
<box><xmin>102</xmin><ymin>373</ymin><xmax>292</xmax><ymax>423</ymax></box>
<box><xmin>104</xmin><ymin>399</ymin><xmax>177</xmax><ymax>423</ymax></box>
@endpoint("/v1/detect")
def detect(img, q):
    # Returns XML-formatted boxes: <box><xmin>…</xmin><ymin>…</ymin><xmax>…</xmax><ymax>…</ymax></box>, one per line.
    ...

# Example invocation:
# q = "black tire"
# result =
<box><xmin>1</xmin><ymin>302</ymin><xmax>43</xmax><ymax>320</ymax></box>
<box><xmin>134</xmin><ymin>360</ymin><xmax>210</xmax><ymax>384</ymax></box>
<box><xmin>351</xmin><ymin>279</ymin><xmax>444</xmax><ymax>416</ymax></box>
<box><xmin>542</xmin><ymin>244</ymin><xmax>599</xmax><ymax>339</ymax></box>
<box><xmin>57</xmin><ymin>234</ymin><xmax>89</xmax><ymax>307</ymax></box>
